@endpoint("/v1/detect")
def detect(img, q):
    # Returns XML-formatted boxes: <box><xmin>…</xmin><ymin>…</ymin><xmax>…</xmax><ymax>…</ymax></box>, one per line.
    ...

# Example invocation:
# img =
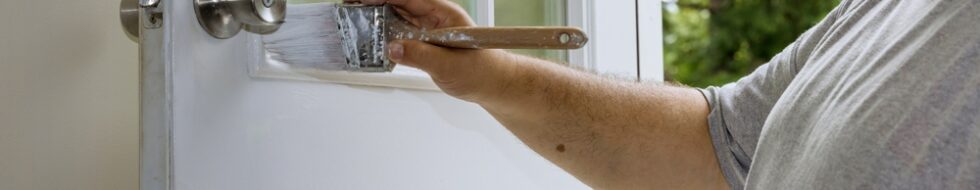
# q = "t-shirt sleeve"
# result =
<box><xmin>698</xmin><ymin>2</ymin><xmax>854</xmax><ymax>189</ymax></box>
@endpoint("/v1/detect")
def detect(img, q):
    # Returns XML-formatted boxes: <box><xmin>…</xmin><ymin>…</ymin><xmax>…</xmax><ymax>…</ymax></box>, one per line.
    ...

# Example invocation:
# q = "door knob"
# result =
<box><xmin>194</xmin><ymin>0</ymin><xmax>286</xmax><ymax>39</ymax></box>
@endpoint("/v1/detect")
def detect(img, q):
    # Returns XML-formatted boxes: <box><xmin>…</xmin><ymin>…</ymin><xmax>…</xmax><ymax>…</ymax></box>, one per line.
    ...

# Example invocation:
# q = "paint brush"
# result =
<box><xmin>263</xmin><ymin>3</ymin><xmax>589</xmax><ymax>73</ymax></box>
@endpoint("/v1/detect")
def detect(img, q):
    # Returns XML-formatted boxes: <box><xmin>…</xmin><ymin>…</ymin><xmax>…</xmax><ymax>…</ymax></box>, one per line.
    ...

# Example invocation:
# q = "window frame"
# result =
<box><xmin>637</xmin><ymin>0</ymin><xmax>664</xmax><ymax>81</ymax></box>
<box><xmin>249</xmin><ymin>1</ymin><xmax>663</xmax><ymax>91</ymax></box>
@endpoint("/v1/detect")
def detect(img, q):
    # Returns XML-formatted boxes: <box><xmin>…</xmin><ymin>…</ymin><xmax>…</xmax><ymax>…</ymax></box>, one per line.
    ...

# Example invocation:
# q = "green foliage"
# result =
<box><xmin>664</xmin><ymin>0</ymin><xmax>840</xmax><ymax>87</ymax></box>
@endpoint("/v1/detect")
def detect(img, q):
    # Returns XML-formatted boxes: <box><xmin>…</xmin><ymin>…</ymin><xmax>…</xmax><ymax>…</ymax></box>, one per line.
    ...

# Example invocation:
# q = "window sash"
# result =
<box><xmin>252</xmin><ymin>1</ymin><xmax>662</xmax><ymax>91</ymax></box>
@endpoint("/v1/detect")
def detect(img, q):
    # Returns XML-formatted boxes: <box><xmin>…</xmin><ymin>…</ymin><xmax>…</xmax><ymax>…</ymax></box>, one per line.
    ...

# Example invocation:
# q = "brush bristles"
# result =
<box><xmin>263</xmin><ymin>3</ymin><xmax>348</xmax><ymax>71</ymax></box>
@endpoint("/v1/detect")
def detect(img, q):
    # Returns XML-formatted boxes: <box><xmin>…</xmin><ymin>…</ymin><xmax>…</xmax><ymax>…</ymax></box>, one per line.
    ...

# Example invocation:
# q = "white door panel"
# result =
<box><xmin>144</xmin><ymin>0</ymin><xmax>589</xmax><ymax>189</ymax></box>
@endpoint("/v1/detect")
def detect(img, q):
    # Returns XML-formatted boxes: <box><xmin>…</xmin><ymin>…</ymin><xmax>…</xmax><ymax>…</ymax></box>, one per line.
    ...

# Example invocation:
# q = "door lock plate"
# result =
<box><xmin>120</xmin><ymin>0</ymin><xmax>163</xmax><ymax>42</ymax></box>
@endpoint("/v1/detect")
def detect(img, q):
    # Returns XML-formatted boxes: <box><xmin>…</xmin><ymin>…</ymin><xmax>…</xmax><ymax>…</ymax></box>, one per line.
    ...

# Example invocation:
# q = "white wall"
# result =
<box><xmin>0</xmin><ymin>0</ymin><xmax>139</xmax><ymax>189</ymax></box>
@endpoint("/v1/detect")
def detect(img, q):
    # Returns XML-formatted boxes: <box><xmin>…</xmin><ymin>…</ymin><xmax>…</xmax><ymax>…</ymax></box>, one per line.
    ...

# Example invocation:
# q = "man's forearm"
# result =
<box><xmin>477</xmin><ymin>54</ymin><xmax>728</xmax><ymax>189</ymax></box>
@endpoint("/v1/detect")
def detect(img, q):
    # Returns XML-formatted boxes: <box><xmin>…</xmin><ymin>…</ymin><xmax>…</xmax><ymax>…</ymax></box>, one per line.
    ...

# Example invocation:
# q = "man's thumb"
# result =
<box><xmin>387</xmin><ymin>40</ymin><xmax>453</xmax><ymax>72</ymax></box>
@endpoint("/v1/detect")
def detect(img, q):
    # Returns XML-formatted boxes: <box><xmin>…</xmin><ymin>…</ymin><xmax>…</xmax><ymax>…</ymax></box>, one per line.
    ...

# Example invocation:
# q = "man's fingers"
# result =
<box><xmin>387</xmin><ymin>40</ymin><xmax>455</xmax><ymax>74</ymax></box>
<box><xmin>345</xmin><ymin>0</ymin><xmax>454</xmax><ymax>14</ymax></box>
<box><xmin>343</xmin><ymin>0</ymin><xmax>474</xmax><ymax>28</ymax></box>
<box><xmin>344</xmin><ymin>0</ymin><xmax>385</xmax><ymax>4</ymax></box>
<box><xmin>392</xmin><ymin>0</ymin><xmax>476</xmax><ymax>27</ymax></box>
<box><xmin>385</xmin><ymin>0</ymin><xmax>453</xmax><ymax>16</ymax></box>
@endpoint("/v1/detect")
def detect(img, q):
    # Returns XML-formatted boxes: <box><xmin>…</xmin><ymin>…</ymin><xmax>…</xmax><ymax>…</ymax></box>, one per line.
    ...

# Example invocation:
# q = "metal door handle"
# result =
<box><xmin>194</xmin><ymin>0</ymin><xmax>287</xmax><ymax>39</ymax></box>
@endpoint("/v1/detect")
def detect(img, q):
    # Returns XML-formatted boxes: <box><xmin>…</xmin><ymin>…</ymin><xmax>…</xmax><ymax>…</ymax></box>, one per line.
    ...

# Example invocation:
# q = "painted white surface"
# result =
<box><xmin>638</xmin><ymin>0</ymin><xmax>665</xmax><ymax>81</ymax></box>
<box><xmin>0</xmin><ymin>0</ymin><xmax>139</xmax><ymax>190</ymax></box>
<box><xmin>163</xmin><ymin>0</ymin><xmax>587</xmax><ymax>189</ymax></box>
<box><xmin>566</xmin><ymin>0</ymin><xmax>595</xmax><ymax>70</ymax></box>
<box><xmin>475</xmin><ymin>0</ymin><xmax>495</xmax><ymax>26</ymax></box>
<box><xmin>566</xmin><ymin>0</ymin><xmax>643</xmax><ymax>80</ymax></box>
<box><xmin>589</xmin><ymin>0</ymin><xmax>640</xmax><ymax>79</ymax></box>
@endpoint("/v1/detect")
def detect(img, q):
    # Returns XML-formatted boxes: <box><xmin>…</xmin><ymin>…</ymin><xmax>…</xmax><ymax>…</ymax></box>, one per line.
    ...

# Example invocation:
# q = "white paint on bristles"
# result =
<box><xmin>263</xmin><ymin>3</ymin><xmax>348</xmax><ymax>71</ymax></box>
<box><xmin>262</xmin><ymin>3</ymin><xmax>490</xmax><ymax>72</ymax></box>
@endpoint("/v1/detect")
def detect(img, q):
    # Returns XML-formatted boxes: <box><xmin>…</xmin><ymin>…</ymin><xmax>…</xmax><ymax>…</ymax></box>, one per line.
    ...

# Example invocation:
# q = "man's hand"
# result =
<box><xmin>343</xmin><ymin>0</ymin><xmax>729</xmax><ymax>189</ymax></box>
<box><xmin>345</xmin><ymin>0</ymin><xmax>474</xmax><ymax>28</ymax></box>
<box><xmin>344</xmin><ymin>0</ymin><xmax>515</xmax><ymax>102</ymax></box>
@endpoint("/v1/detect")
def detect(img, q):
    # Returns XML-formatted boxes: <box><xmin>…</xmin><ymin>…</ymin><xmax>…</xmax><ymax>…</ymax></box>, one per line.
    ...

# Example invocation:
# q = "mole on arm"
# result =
<box><xmin>556</xmin><ymin>144</ymin><xmax>566</xmax><ymax>153</ymax></box>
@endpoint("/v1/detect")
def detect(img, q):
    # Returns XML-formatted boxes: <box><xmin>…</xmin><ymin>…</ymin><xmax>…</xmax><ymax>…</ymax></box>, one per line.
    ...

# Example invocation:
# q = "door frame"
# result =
<box><xmin>139</xmin><ymin>0</ymin><xmax>172</xmax><ymax>189</ymax></box>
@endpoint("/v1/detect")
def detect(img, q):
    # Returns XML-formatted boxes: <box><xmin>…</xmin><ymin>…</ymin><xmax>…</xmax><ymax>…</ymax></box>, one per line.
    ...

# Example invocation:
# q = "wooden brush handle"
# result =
<box><xmin>423</xmin><ymin>27</ymin><xmax>589</xmax><ymax>49</ymax></box>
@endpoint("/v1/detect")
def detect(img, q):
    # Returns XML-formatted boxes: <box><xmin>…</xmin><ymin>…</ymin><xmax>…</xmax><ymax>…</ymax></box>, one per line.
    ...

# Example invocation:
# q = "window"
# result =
<box><xmin>255</xmin><ymin>0</ymin><xmax>658</xmax><ymax>90</ymax></box>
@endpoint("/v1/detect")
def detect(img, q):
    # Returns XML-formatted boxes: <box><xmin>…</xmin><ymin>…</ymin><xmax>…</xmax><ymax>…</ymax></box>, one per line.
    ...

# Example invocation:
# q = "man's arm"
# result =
<box><xmin>391</xmin><ymin>41</ymin><xmax>728</xmax><ymax>189</ymax></box>
<box><xmin>348</xmin><ymin>0</ymin><xmax>729</xmax><ymax>188</ymax></box>
<box><xmin>480</xmin><ymin>54</ymin><xmax>728</xmax><ymax>190</ymax></box>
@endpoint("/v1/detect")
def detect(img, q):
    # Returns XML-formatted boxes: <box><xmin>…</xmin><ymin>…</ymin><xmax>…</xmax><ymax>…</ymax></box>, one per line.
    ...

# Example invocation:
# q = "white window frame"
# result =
<box><xmin>250</xmin><ymin>1</ymin><xmax>663</xmax><ymax>91</ymax></box>
<box><xmin>637</xmin><ymin>0</ymin><xmax>665</xmax><ymax>81</ymax></box>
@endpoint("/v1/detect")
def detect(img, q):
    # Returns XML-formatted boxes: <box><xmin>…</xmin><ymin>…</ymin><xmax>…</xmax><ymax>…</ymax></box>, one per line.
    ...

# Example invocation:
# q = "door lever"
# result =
<box><xmin>194</xmin><ymin>0</ymin><xmax>286</xmax><ymax>39</ymax></box>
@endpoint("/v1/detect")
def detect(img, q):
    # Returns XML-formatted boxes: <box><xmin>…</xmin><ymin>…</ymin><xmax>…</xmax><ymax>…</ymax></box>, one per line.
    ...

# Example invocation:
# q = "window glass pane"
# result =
<box><xmin>447</xmin><ymin>0</ymin><xmax>478</xmax><ymax>20</ymax></box>
<box><xmin>495</xmin><ymin>0</ymin><xmax>568</xmax><ymax>62</ymax></box>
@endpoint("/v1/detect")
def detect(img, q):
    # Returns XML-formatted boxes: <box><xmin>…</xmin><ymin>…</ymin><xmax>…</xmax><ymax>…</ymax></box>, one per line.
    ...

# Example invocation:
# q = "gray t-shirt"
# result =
<box><xmin>700</xmin><ymin>0</ymin><xmax>980</xmax><ymax>189</ymax></box>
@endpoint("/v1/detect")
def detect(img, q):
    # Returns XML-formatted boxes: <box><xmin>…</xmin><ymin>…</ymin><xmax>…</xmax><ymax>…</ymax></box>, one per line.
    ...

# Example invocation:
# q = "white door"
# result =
<box><xmin>135</xmin><ymin>0</ymin><xmax>661</xmax><ymax>189</ymax></box>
